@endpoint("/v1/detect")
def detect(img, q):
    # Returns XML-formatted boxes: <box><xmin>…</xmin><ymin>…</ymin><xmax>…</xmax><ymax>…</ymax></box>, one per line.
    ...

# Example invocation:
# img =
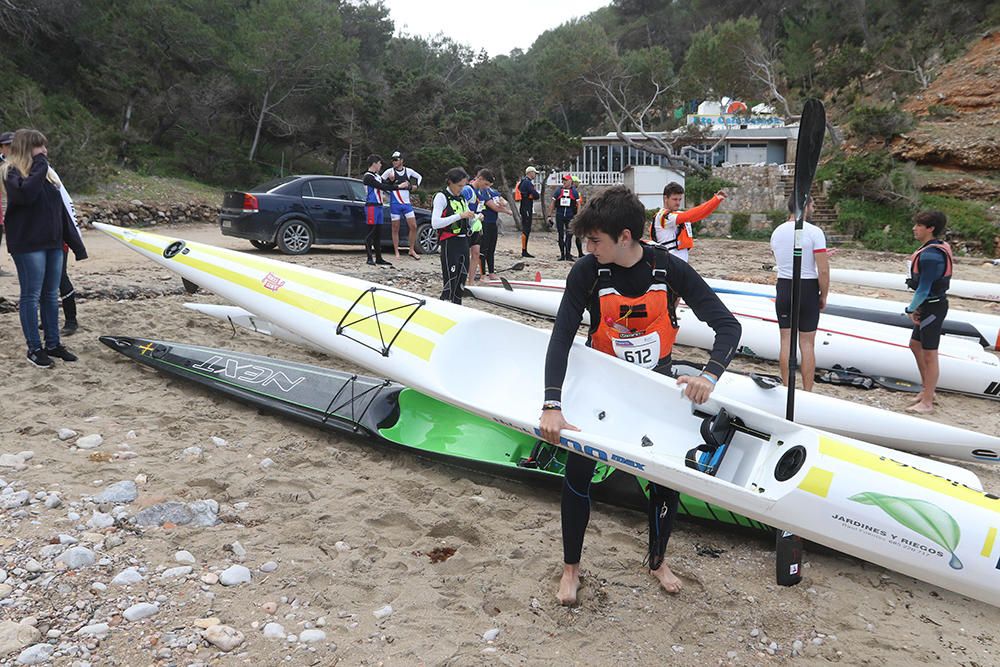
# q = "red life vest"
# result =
<box><xmin>906</xmin><ymin>239</ymin><xmax>953</xmax><ymax>293</ymax></box>
<box><xmin>589</xmin><ymin>252</ymin><xmax>679</xmax><ymax>369</ymax></box>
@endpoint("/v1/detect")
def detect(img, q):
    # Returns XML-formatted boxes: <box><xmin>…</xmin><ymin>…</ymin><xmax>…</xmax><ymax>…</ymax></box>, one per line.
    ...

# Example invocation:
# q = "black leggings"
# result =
<box><xmin>60</xmin><ymin>250</ymin><xmax>77</xmax><ymax>325</ymax></box>
<box><xmin>575</xmin><ymin>236</ymin><xmax>583</xmax><ymax>257</ymax></box>
<box><xmin>439</xmin><ymin>235</ymin><xmax>469</xmax><ymax>304</ymax></box>
<box><xmin>365</xmin><ymin>225</ymin><xmax>384</xmax><ymax>261</ymax></box>
<box><xmin>479</xmin><ymin>223</ymin><xmax>498</xmax><ymax>275</ymax></box>
<box><xmin>555</xmin><ymin>216</ymin><xmax>573</xmax><ymax>259</ymax></box>
<box><xmin>562</xmin><ymin>362</ymin><xmax>679</xmax><ymax>567</ymax></box>
<box><xmin>561</xmin><ymin>454</ymin><xmax>679</xmax><ymax>567</ymax></box>
<box><xmin>519</xmin><ymin>203</ymin><xmax>533</xmax><ymax>249</ymax></box>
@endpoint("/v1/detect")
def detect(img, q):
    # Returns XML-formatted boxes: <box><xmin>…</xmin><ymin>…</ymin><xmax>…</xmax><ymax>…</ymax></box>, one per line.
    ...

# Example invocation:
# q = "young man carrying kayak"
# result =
<box><xmin>905</xmin><ymin>210</ymin><xmax>952</xmax><ymax>414</ymax></box>
<box><xmin>539</xmin><ymin>185</ymin><xmax>741</xmax><ymax>605</ymax></box>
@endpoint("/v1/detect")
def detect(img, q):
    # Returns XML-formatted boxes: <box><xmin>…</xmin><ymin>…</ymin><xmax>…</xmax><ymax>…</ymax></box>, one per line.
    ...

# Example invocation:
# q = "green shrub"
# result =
<box><xmin>822</xmin><ymin>151</ymin><xmax>918</xmax><ymax>206</ymax></box>
<box><xmin>921</xmin><ymin>194</ymin><xmax>998</xmax><ymax>254</ymax></box>
<box><xmin>927</xmin><ymin>104</ymin><xmax>959</xmax><ymax>120</ymax></box>
<box><xmin>730</xmin><ymin>212</ymin><xmax>750</xmax><ymax>235</ymax></box>
<box><xmin>684</xmin><ymin>173</ymin><xmax>735</xmax><ymax>205</ymax></box>
<box><xmin>848</xmin><ymin>104</ymin><xmax>914</xmax><ymax>145</ymax></box>
<box><xmin>836</xmin><ymin>198</ymin><xmax>914</xmax><ymax>252</ymax></box>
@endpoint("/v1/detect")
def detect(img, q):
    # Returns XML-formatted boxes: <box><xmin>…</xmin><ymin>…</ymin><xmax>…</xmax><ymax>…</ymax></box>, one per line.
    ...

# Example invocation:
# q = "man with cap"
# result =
<box><xmin>0</xmin><ymin>131</ymin><xmax>12</xmax><ymax>276</ymax></box>
<box><xmin>382</xmin><ymin>151</ymin><xmax>423</xmax><ymax>259</ymax></box>
<box><xmin>514</xmin><ymin>166</ymin><xmax>540</xmax><ymax>258</ymax></box>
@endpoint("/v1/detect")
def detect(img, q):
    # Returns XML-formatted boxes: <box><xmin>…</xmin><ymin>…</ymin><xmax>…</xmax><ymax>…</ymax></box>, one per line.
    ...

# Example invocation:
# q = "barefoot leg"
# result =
<box><xmin>650</xmin><ymin>562</ymin><xmax>682</xmax><ymax>594</ymax></box>
<box><xmin>557</xmin><ymin>563</ymin><xmax>582</xmax><ymax>606</ymax></box>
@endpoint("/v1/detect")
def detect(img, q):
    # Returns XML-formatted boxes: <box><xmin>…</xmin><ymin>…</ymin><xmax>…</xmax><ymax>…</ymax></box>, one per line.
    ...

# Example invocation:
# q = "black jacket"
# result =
<box><xmin>3</xmin><ymin>154</ymin><xmax>87</xmax><ymax>258</ymax></box>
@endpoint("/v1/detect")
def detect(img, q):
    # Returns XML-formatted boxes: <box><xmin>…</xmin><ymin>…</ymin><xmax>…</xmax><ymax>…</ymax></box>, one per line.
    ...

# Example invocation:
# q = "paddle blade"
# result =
<box><xmin>792</xmin><ymin>99</ymin><xmax>826</xmax><ymax>221</ymax></box>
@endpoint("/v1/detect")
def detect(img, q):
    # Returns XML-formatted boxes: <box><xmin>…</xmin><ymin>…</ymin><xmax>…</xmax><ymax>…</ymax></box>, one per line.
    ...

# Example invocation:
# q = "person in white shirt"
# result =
<box><xmin>769</xmin><ymin>195</ymin><xmax>830</xmax><ymax>391</ymax></box>
<box><xmin>382</xmin><ymin>151</ymin><xmax>423</xmax><ymax>259</ymax></box>
<box><xmin>649</xmin><ymin>181</ymin><xmax>725</xmax><ymax>263</ymax></box>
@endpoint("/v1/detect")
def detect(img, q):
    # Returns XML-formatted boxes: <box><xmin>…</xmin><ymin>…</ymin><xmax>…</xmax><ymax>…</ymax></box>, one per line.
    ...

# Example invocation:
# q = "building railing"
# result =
<box><xmin>778</xmin><ymin>163</ymin><xmax>795</xmax><ymax>176</ymax></box>
<box><xmin>543</xmin><ymin>171</ymin><xmax>625</xmax><ymax>186</ymax></box>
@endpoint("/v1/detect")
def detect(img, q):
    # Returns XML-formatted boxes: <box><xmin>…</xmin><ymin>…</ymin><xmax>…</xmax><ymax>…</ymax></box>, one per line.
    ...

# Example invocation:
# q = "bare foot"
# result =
<box><xmin>557</xmin><ymin>565</ymin><xmax>581</xmax><ymax>606</ymax></box>
<box><xmin>409</xmin><ymin>251</ymin><xmax>420</xmax><ymax>260</ymax></box>
<box><xmin>487</xmin><ymin>274</ymin><xmax>498</xmax><ymax>281</ymax></box>
<box><xmin>906</xmin><ymin>402</ymin><xmax>934</xmax><ymax>414</ymax></box>
<box><xmin>394</xmin><ymin>253</ymin><xmax>401</xmax><ymax>259</ymax></box>
<box><xmin>650</xmin><ymin>562</ymin><xmax>683</xmax><ymax>594</ymax></box>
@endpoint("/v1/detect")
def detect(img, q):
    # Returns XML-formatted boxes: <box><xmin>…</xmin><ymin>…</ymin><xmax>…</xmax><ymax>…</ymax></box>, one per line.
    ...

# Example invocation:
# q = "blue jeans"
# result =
<box><xmin>12</xmin><ymin>247</ymin><xmax>63</xmax><ymax>352</ymax></box>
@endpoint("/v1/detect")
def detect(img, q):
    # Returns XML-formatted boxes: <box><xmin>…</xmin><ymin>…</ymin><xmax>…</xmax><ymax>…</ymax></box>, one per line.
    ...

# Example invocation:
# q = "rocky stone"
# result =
<box><xmin>60</xmin><ymin>547</ymin><xmax>97</xmax><ymax>569</ymax></box>
<box><xmin>0</xmin><ymin>584</ymin><xmax>13</xmax><ymax>599</ymax></box>
<box><xmin>219</xmin><ymin>564</ymin><xmax>251</xmax><ymax>586</ymax></box>
<box><xmin>482</xmin><ymin>628</ymin><xmax>500</xmax><ymax>642</ymax></box>
<box><xmin>16</xmin><ymin>642</ymin><xmax>53</xmax><ymax>665</ymax></box>
<box><xmin>1</xmin><ymin>491</ymin><xmax>30</xmax><ymax>509</ymax></box>
<box><xmin>123</xmin><ymin>602</ymin><xmax>158</xmax><ymax>621</ymax></box>
<box><xmin>111</xmin><ymin>567</ymin><xmax>143</xmax><ymax>586</ymax></box>
<box><xmin>86</xmin><ymin>511</ymin><xmax>114</xmax><ymax>530</ymax></box>
<box><xmin>57</xmin><ymin>428</ymin><xmax>78</xmax><ymax>441</ymax></box>
<box><xmin>262</xmin><ymin>622</ymin><xmax>285</xmax><ymax>639</ymax></box>
<box><xmin>160</xmin><ymin>566</ymin><xmax>193</xmax><ymax>579</ymax></box>
<box><xmin>194</xmin><ymin>617</ymin><xmax>220</xmax><ymax>629</ymax></box>
<box><xmin>174</xmin><ymin>550</ymin><xmax>196</xmax><ymax>564</ymax></box>
<box><xmin>0</xmin><ymin>453</ymin><xmax>28</xmax><ymax>470</ymax></box>
<box><xmin>0</xmin><ymin>621</ymin><xmax>40</xmax><ymax>655</ymax></box>
<box><xmin>133</xmin><ymin>500</ymin><xmax>218</xmax><ymax>527</ymax></box>
<box><xmin>203</xmin><ymin>624</ymin><xmax>244</xmax><ymax>652</ymax></box>
<box><xmin>259</xmin><ymin>561</ymin><xmax>278</xmax><ymax>573</ymax></box>
<box><xmin>75</xmin><ymin>622</ymin><xmax>110</xmax><ymax>638</ymax></box>
<box><xmin>299</xmin><ymin>629</ymin><xmax>326</xmax><ymax>643</ymax></box>
<box><xmin>94</xmin><ymin>481</ymin><xmax>138</xmax><ymax>504</ymax></box>
<box><xmin>75</xmin><ymin>434</ymin><xmax>103</xmax><ymax>450</ymax></box>
<box><xmin>373</xmin><ymin>605</ymin><xmax>393</xmax><ymax>620</ymax></box>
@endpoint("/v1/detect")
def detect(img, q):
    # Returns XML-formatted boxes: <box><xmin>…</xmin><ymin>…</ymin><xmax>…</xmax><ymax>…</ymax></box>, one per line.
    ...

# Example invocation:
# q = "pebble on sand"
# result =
<box><xmin>373</xmin><ymin>605</ymin><xmax>393</xmax><ymax>620</ymax></box>
<box><xmin>160</xmin><ymin>566</ymin><xmax>194</xmax><ymax>579</ymax></box>
<box><xmin>111</xmin><ymin>567</ymin><xmax>143</xmax><ymax>586</ymax></box>
<box><xmin>482</xmin><ymin>628</ymin><xmax>500</xmax><ymax>642</ymax></box>
<box><xmin>59</xmin><ymin>546</ymin><xmax>96</xmax><ymax>569</ymax></box>
<box><xmin>94</xmin><ymin>480</ymin><xmax>138</xmax><ymax>504</ymax></box>
<box><xmin>203</xmin><ymin>624</ymin><xmax>244</xmax><ymax>652</ymax></box>
<box><xmin>57</xmin><ymin>428</ymin><xmax>78</xmax><ymax>441</ymax></box>
<box><xmin>262</xmin><ymin>622</ymin><xmax>285</xmax><ymax>639</ymax></box>
<box><xmin>299</xmin><ymin>629</ymin><xmax>327</xmax><ymax>643</ymax></box>
<box><xmin>75</xmin><ymin>622</ymin><xmax>110</xmax><ymax>638</ymax></box>
<box><xmin>219</xmin><ymin>564</ymin><xmax>252</xmax><ymax>586</ymax></box>
<box><xmin>75</xmin><ymin>434</ymin><xmax>104</xmax><ymax>450</ymax></box>
<box><xmin>123</xmin><ymin>602</ymin><xmax>159</xmax><ymax>622</ymax></box>
<box><xmin>259</xmin><ymin>561</ymin><xmax>278</xmax><ymax>573</ymax></box>
<box><xmin>15</xmin><ymin>642</ymin><xmax>53</xmax><ymax>665</ymax></box>
<box><xmin>174</xmin><ymin>550</ymin><xmax>197</xmax><ymax>564</ymax></box>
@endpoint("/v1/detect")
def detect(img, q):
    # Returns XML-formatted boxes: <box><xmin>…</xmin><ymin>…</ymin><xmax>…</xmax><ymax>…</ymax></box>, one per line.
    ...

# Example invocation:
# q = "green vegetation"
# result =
<box><xmin>0</xmin><ymin>0</ymin><xmax>995</xmax><ymax>251</ymax></box>
<box><xmin>684</xmin><ymin>173</ymin><xmax>735</xmax><ymax>207</ymax></box>
<box><xmin>848</xmin><ymin>105</ymin><xmax>914</xmax><ymax>146</ymax></box>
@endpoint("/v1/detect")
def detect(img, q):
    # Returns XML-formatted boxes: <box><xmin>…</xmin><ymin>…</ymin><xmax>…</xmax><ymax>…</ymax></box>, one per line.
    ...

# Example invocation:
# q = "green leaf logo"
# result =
<box><xmin>849</xmin><ymin>492</ymin><xmax>963</xmax><ymax>570</ymax></box>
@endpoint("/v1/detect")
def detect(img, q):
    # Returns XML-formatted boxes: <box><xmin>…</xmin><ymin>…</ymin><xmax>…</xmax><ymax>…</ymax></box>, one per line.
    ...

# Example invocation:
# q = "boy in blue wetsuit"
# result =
<box><xmin>904</xmin><ymin>210</ymin><xmax>953</xmax><ymax>414</ymax></box>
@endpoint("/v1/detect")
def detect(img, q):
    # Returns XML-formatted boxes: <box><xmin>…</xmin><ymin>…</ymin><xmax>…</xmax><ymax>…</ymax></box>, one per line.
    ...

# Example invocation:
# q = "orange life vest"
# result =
<box><xmin>514</xmin><ymin>180</ymin><xmax>522</xmax><ymax>201</ymax></box>
<box><xmin>590</xmin><ymin>252</ymin><xmax>680</xmax><ymax>369</ymax></box>
<box><xmin>650</xmin><ymin>210</ymin><xmax>694</xmax><ymax>251</ymax></box>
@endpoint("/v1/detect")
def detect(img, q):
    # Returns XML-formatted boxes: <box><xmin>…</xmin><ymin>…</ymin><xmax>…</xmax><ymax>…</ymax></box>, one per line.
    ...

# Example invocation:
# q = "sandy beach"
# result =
<box><xmin>1</xmin><ymin>221</ymin><xmax>999</xmax><ymax>666</ymax></box>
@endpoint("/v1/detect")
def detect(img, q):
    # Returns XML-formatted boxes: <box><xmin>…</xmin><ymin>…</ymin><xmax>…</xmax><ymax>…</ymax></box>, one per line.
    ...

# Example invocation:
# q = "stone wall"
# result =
<box><xmin>713</xmin><ymin>164</ymin><xmax>785</xmax><ymax>214</ymax></box>
<box><xmin>75</xmin><ymin>200</ymin><xmax>219</xmax><ymax>228</ymax></box>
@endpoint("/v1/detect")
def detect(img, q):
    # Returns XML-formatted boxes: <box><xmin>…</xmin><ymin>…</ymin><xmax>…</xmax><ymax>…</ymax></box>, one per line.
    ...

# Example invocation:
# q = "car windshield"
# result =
<box><xmin>251</xmin><ymin>176</ymin><xmax>300</xmax><ymax>193</ymax></box>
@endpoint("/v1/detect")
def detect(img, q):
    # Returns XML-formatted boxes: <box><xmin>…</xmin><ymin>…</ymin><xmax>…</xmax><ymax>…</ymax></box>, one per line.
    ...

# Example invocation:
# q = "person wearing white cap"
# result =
<box><xmin>514</xmin><ymin>166</ymin><xmax>540</xmax><ymax>257</ymax></box>
<box><xmin>382</xmin><ymin>151</ymin><xmax>423</xmax><ymax>259</ymax></box>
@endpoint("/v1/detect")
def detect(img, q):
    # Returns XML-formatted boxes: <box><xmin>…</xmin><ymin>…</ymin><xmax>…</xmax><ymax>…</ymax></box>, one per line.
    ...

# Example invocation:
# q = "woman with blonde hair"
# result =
<box><xmin>2</xmin><ymin>129</ymin><xmax>86</xmax><ymax>367</ymax></box>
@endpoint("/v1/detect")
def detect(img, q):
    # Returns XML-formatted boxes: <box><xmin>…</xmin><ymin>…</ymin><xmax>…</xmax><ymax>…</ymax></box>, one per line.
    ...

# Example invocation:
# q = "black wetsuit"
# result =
<box><xmin>544</xmin><ymin>244</ymin><xmax>741</xmax><ymax>566</ymax></box>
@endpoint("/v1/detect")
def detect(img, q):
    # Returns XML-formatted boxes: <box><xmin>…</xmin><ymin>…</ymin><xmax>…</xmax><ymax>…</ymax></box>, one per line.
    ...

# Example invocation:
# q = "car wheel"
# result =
<box><xmin>416</xmin><ymin>222</ymin><xmax>439</xmax><ymax>254</ymax></box>
<box><xmin>250</xmin><ymin>240</ymin><xmax>277</xmax><ymax>250</ymax></box>
<box><xmin>276</xmin><ymin>219</ymin><xmax>314</xmax><ymax>255</ymax></box>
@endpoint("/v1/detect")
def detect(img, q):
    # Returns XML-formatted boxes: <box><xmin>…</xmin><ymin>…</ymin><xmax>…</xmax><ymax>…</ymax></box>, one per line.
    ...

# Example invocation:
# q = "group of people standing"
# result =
<box><xmin>2</xmin><ymin>128</ymin><xmax>85</xmax><ymax>369</ymax></box>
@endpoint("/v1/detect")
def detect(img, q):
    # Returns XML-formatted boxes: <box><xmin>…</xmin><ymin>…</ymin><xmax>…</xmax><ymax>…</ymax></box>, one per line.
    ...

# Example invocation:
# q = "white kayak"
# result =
<box><xmin>97</xmin><ymin>222</ymin><xmax>1000</xmax><ymax>607</ymax></box>
<box><xmin>467</xmin><ymin>283</ymin><xmax>1000</xmax><ymax>402</ymax></box>
<box><xmin>188</xmin><ymin>301</ymin><xmax>1000</xmax><ymax>465</ymax></box>
<box><xmin>830</xmin><ymin>267</ymin><xmax>1000</xmax><ymax>303</ymax></box>
<box><xmin>485</xmin><ymin>275</ymin><xmax>1000</xmax><ymax>351</ymax></box>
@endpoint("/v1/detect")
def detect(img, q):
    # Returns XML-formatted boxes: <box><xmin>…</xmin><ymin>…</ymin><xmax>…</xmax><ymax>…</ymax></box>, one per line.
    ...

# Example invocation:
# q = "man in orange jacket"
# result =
<box><xmin>649</xmin><ymin>181</ymin><xmax>725</xmax><ymax>263</ymax></box>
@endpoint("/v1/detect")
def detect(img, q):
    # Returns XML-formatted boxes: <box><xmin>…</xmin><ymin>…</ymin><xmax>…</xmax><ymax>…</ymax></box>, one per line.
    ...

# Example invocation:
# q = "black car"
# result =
<box><xmin>219</xmin><ymin>175</ymin><xmax>439</xmax><ymax>255</ymax></box>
